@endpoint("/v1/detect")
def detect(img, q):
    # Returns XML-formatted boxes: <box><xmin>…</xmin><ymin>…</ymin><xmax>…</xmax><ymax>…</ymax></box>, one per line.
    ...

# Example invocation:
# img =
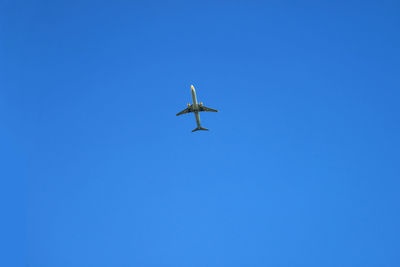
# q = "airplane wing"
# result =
<box><xmin>199</xmin><ymin>106</ymin><xmax>218</xmax><ymax>113</ymax></box>
<box><xmin>176</xmin><ymin>106</ymin><xmax>193</xmax><ymax>116</ymax></box>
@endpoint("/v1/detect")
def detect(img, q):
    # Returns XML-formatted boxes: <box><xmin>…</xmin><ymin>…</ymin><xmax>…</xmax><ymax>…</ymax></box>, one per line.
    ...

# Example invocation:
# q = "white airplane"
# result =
<box><xmin>176</xmin><ymin>85</ymin><xmax>218</xmax><ymax>132</ymax></box>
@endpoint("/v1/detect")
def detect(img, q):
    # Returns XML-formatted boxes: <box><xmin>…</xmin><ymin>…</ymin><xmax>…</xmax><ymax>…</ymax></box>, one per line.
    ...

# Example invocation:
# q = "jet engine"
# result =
<box><xmin>187</xmin><ymin>103</ymin><xmax>191</xmax><ymax>107</ymax></box>
<box><xmin>199</xmin><ymin>102</ymin><xmax>203</xmax><ymax>106</ymax></box>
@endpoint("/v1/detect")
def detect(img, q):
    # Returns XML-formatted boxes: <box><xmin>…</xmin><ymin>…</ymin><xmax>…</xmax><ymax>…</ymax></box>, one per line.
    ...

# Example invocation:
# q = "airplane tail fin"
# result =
<box><xmin>192</xmin><ymin>126</ymin><xmax>209</xmax><ymax>132</ymax></box>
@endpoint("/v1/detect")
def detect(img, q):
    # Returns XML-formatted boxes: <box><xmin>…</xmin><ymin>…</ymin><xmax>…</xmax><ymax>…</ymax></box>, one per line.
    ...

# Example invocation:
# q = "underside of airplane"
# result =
<box><xmin>176</xmin><ymin>85</ymin><xmax>218</xmax><ymax>132</ymax></box>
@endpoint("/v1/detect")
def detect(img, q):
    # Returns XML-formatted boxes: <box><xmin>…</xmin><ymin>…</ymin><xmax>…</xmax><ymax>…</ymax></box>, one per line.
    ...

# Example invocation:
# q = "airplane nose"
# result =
<box><xmin>191</xmin><ymin>85</ymin><xmax>195</xmax><ymax>90</ymax></box>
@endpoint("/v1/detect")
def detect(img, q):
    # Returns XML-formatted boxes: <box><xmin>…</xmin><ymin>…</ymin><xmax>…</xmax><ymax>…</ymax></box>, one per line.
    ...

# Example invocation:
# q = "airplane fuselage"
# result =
<box><xmin>191</xmin><ymin>86</ymin><xmax>201</xmax><ymax>128</ymax></box>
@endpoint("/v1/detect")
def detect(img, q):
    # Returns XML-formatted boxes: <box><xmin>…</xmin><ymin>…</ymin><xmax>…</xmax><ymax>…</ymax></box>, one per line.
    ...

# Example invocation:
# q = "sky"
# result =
<box><xmin>1</xmin><ymin>0</ymin><xmax>400</xmax><ymax>266</ymax></box>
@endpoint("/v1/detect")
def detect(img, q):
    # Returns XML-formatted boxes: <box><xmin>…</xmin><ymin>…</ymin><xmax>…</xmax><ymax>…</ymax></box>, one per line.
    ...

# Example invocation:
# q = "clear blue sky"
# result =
<box><xmin>1</xmin><ymin>1</ymin><xmax>400</xmax><ymax>266</ymax></box>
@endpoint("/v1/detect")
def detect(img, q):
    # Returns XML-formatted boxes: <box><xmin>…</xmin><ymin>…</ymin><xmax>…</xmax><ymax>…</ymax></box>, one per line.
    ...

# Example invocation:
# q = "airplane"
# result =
<box><xmin>176</xmin><ymin>85</ymin><xmax>218</xmax><ymax>132</ymax></box>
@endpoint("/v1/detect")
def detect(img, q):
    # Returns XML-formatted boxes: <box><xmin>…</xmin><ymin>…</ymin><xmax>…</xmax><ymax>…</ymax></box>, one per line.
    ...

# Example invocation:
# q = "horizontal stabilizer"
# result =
<box><xmin>192</xmin><ymin>127</ymin><xmax>209</xmax><ymax>132</ymax></box>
